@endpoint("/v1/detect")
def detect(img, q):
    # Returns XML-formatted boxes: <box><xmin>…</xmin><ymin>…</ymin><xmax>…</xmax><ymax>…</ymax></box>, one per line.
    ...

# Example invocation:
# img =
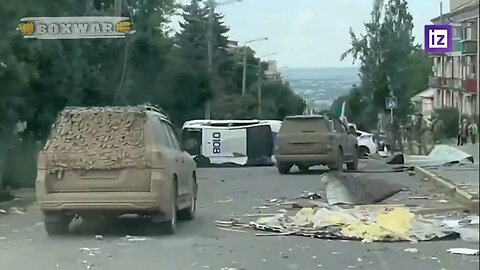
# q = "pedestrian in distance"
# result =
<box><xmin>431</xmin><ymin>114</ymin><xmax>444</xmax><ymax>144</ymax></box>
<box><xmin>457</xmin><ymin>122</ymin><xmax>462</xmax><ymax>146</ymax></box>
<box><xmin>460</xmin><ymin>118</ymin><xmax>469</xmax><ymax>146</ymax></box>
<box><xmin>469</xmin><ymin>121</ymin><xmax>478</xmax><ymax>144</ymax></box>
<box><xmin>413</xmin><ymin>113</ymin><xmax>429</xmax><ymax>155</ymax></box>
<box><xmin>461</xmin><ymin>118</ymin><xmax>469</xmax><ymax>145</ymax></box>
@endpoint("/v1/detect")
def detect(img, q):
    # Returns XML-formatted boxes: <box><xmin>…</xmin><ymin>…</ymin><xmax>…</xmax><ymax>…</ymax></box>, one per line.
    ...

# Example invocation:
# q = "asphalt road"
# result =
<box><xmin>0</xmin><ymin>160</ymin><xmax>479</xmax><ymax>270</ymax></box>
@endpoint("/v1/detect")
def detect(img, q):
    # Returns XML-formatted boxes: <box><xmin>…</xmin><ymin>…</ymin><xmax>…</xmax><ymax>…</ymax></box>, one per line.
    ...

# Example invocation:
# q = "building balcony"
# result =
<box><xmin>461</xmin><ymin>40</ymin><xmax>478</xmax><ymax>55</ymax></box>
<box><xmin>463</xmin><ymin>78</ymin><xmax>478</xmax><ymax>93</ymax></box>
<box><xmin>429</xmin><ymin>76</ymin><xmax>464</xmax><ymax>90</ymax></box>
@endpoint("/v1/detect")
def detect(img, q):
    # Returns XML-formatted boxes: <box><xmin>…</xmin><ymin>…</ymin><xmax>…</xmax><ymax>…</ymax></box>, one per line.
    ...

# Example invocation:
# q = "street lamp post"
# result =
<box><xmin>205</xmin><ymin>0</ymin><xmax>242</xmax><ymax>119</ymax></box>
<box><xmin>241</xmin><ymin>37</ymin><xmax>268</xmax><ymax>95</ymax></box>
<box><xmin>114</xmin><ymin>0</ymin><xmax>122</xmax><ymax>16</ymax></box>
<box><xmin>256</xmin><ymin>53</ymin><xmax>277</xmax><ymax>118</ymax></box>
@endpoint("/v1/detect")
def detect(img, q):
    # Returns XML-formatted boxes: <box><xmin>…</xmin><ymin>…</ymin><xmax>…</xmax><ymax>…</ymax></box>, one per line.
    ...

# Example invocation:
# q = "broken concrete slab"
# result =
<box><xmin>322</xmin><ymin>172</ymin><xmax>404</xmax><ymax>205</ymax></box>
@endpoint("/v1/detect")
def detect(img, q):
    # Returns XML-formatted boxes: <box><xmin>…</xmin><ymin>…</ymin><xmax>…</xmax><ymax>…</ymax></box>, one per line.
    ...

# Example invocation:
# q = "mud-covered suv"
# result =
<box><xmin>36</xmin><ymin>106</ymin><xmax>198</xmax><ymax>235</ymax></box>
<box><xmin>275</xmin><ymin>114</ymin><xmax>358</xmax><ymax>174</ymax></box>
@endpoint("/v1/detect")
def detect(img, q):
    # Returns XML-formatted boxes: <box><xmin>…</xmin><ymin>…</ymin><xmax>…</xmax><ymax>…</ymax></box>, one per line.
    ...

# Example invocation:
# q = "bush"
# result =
<box><xmin>434</xmin><ymin>107</ymin><xmax>459</xmax><ymax>139</ymax></box>
<box><xmin>1</xmin><ymin>133</ymin><xmax>41</xmax><ymax>189</ymax></box>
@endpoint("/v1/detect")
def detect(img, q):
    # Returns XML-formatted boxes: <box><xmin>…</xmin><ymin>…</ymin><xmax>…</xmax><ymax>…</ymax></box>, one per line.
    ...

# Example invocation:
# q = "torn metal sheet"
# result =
<box><xmin>401</xmin><ymin>145</ymin><xmax>474</xmax><ymax>166</ymax></box>
<box><xmin>322</xmin><ymin>172</ymin><xmax>404</xmax><ymax>205</ymax></box>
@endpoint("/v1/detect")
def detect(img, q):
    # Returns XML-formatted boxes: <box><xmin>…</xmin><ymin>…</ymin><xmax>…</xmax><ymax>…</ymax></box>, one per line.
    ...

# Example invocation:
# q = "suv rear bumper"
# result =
<box><xmin>275</xmin><ymin>153</ymin><xmax>335</xmax><ymax>165</ymax></box>
<box><xmin>37</xmin><ymin>192</ymin><xmax>165</xmax><ymax>212</ymax></box>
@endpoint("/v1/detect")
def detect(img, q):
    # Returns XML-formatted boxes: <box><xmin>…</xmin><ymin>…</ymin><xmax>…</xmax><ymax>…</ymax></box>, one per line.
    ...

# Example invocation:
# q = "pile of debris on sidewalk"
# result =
<box><xmin>216</xmin><ymin>172</ymin><xmax>479</xmax><ymax>243</ymax></box>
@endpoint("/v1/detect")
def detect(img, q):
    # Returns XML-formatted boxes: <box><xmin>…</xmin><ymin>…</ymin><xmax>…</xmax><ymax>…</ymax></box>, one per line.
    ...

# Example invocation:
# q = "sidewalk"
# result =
<box><xmin>416</xmin><ymin>161</ymin><xmax>479</xmax><ymax>206</ymax></box>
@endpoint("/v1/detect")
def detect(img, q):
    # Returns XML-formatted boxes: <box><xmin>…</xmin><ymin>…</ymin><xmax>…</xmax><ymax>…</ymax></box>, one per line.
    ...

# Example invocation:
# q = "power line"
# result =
<box><xmin>113</xmin><ymin>0</ymin><xmax>134</xmax><ymax>105</ymax></box>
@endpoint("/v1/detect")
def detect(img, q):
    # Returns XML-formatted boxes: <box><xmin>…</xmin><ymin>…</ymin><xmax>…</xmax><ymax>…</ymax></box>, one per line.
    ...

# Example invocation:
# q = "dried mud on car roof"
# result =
<box><xmin>43</xmin><ymin>106</ymin><xmax>149</xmax><ymax>172</ymax></box>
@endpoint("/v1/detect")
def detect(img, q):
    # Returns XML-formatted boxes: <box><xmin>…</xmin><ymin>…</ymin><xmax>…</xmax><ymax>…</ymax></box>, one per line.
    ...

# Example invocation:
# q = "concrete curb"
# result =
<box><xmin>414</xmin><ymin>166</ymin><xmax>479</xmax><ymax>209</ymax></box>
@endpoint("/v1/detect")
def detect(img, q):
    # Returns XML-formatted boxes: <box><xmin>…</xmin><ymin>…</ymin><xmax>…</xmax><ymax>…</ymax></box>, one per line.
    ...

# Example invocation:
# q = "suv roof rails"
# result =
<box><xmin>139</xmin><ymin>105</ymin><xmax>169</xmax><ymax>117</ymax></box>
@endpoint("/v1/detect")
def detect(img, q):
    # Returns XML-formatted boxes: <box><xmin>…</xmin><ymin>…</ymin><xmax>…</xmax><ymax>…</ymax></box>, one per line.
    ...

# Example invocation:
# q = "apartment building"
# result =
<box><xmin>428</xmin><ymin>0</ymin><xmax>479</xmax><ymax>117</ymax></box>
<box><xmin>264</xmin><ymin>60</ymin><xmax>282</xmax><ymax>80</ymax></box>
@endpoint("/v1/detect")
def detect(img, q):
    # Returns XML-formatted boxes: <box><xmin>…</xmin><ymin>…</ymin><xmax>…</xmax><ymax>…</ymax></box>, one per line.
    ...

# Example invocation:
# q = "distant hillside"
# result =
<box><xmin>283</xmin><ymin>67</ymin><xmax>361</xmax><ymax>111</ymax></box>
<box><xmin>283</xmin><ymin>67</ymin><xmax>360</xmax><ymax>81</ymax></box>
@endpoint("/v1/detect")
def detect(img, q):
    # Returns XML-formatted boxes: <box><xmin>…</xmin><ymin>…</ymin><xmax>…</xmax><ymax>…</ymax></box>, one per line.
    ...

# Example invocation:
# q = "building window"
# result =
<box><xmin>453</xmin><ymin>26</ymin><xmax>462</xmax><ymax>39</ymax></box>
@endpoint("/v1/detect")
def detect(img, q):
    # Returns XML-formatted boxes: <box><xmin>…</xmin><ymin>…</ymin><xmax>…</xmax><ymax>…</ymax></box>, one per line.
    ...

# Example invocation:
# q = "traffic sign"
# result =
<box><xmin>386</xmin><ymin>96</ymin><xmax>398</xmax><ymax>110</ymax></box>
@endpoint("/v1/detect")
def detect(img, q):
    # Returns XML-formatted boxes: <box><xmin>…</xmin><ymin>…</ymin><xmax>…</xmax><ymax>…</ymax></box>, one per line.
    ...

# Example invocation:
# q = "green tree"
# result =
<box><xmin>341</xmin><ymin>0</ymin><xmax>431</xmax><ymax>130</ymax></box>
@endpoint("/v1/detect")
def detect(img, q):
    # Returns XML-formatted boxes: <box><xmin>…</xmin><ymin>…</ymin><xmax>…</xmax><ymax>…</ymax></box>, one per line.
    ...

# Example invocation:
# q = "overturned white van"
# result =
<box><xmin>181</xmin><ymin>120</ymin><xmax>280</xmax><ymax>166</ymax></box>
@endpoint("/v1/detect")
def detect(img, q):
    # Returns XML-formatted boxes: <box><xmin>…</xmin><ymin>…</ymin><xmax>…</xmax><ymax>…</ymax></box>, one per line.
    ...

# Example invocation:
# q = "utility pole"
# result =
<box><xmin>205</xmin><ymin>0</ymin><xmax>214</xmax><ymax>119</ymax></box>
<box><xmin>257</xmin><ymin>61</ymin><xmax>262</xmax><ymax>118</ymax></box>
<box><xmin>242</xmin><ymin>46</ymin><xmax>248</xmax><ymax>95</ymax></box>
<box><xmin>241</xmin><ymin>37</ymin><xmax>268</xmax><ymax>96</ymax></box>
<box><xmin>114</xmin><ymin>0</ymin><xmax>122</xmax><ymax>16</ymax></box>
<box><xmin>206</xmin><ymin>1</ymin><xmax>214</xmax><ymax>118</ymax></box>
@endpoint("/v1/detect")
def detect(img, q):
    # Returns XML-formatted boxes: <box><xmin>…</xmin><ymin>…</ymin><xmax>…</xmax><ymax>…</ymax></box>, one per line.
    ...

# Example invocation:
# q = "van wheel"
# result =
<box><xmin>162</xmin><ymin>182</ymin><xmax>177</xmax><ymax>235</ymax></box>
<box><xmin>359</xmin><ymin>146</ymin><xmax>370</xmax><ymax>158</ymax></box>
<box><xmin>277</xmin><ymin>163</ymin><xmax>292</xmax><ymax>174</ymax></box>
<box><xmin>43</xmin><ymin>212</ymin><xmax>71</xmax><ymax>236</ymax></box>
<box><xmin>328</xmin><ymin>149</ymin><xmax>343</xmax><ymax>171</ymax></box>
<box><xmin>178</xmin><ymin>178</ymin><xmax>197</xmax><ymax>221</ymax></box>
<box><xmin>347</xmin><ymin>148</ymin><xmax>359</xmax><ymax>171</ymax></box>
<box><xmin>297</xmin><ymin>165</ymin><xmax>310</xmax><ymax>173</ymax></box>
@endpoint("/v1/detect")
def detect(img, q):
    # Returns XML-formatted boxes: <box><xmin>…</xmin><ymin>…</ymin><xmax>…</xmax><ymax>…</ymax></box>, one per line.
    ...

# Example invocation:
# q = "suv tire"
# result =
<box><xmin>178</xmin><ymin>178</ymin><xmax>197</xmax><ymax>221</ymax></box>
<box><xmin>162</xmin><ymin>181</ymin><xmax>178</xmax><ymax>235</ymax></box>
<box><xmin>328</xmin><ymin>148</ymin><xmax>343</xmax><ymax>171</ymax></box>
<box><xmin>346</xmin><ymin>148</ymin><xmax>359</xmax><ymax>171</ymax></box>
<box><xmin>277</xmin><ymin>163</ymin><xmax>292</xmax><ymax>174</ymax></box>
<box><xmin>43</xmin><ymin>212</ymin><xmax>71</xmax><ymax>236</ymax></box>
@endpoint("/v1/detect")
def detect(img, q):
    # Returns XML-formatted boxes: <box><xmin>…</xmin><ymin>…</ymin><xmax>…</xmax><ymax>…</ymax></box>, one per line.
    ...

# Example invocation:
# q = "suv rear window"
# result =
<box><xmin>280</xmin><ymin>118</ymin><xmax>330</xmax><ymax>133</ymax></box>
<box><xmin>43</xmin><ymin>107</ymin><xmax>147</xmax><ymax>171</ymax></box>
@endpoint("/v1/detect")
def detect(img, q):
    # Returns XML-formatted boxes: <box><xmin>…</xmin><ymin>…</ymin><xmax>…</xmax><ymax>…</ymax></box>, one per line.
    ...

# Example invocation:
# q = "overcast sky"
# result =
<box><xmin>172</xmin><ymin>0</ymin><xmax>448</xmax><ymax>68</ymax></box>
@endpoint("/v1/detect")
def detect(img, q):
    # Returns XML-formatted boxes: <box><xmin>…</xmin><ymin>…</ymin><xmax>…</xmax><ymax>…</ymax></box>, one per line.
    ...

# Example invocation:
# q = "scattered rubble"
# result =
<box><xmin>0</xmin><ymin>207</ymin><xmax>25</xmax><ymax>215</ymax></box>
<box><xmin>217</xmin><ymin>204</ymin><xmax>461</xmax><ymax>243</ymax></box>
<box><xmin>446</xmin><ymin>248</ymin><xmax>479</xmax><ymax>256</ymax></box>
<box><xmin>125</xmin><ymin>235</ymin><xmax>149</xmax><ymax>242</ymax></box>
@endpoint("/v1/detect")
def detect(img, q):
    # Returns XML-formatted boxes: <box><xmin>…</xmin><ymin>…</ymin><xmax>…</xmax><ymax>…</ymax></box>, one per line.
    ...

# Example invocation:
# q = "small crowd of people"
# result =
<box><xmin>457</xmin><ymin>118</ymin><xmax>478</xmax><ymax>146</ymax></box>
<box><xmin>383</xmin><ymin>113</ymin><xmax>478</xmax><ymax>156</ymax></box>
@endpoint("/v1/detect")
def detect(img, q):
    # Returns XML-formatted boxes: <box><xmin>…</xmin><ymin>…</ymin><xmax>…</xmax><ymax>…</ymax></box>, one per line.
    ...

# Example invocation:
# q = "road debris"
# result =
<box><xmin>0</xmin><ymin>209</ymin><xmax>6</xmax><ymax>214</ymax></box>
<box><xmin>246</xmin><ymin>206</ymin><xmax>458</xmax><ymax>242</ymax></box>
<box><xmin>94</xmin><ymin>235</ymin><xmax>104</xmax><ymax>240</ymax></box>
<box><xmin>404</xmin><ymin>248</ymin><xmax>418</xmax><ymax>253</ymax></box>
<box><xmin>388</xmin><ymin>145</ymin><xmax>474</xmax><ymax>166</ymax></box>
<box><xmin>125</xmin><ymin>235</ymin><xmax>149</xmax><ymax>242</ymax></box>
<box><xmin>322</xmin><ymin>172</ymin><xmax>404</xmax><ymax>205</ymax></box>
<box><xmin>298</xmin><ymin>192</ymin><xmax>322</xmax><ymax>200</ymax></box>
<box><xmin>446</xmin><ymin>248</ymin><xmax>479</xmax><ymax>256</ymax></box>
<box><xmin>218</xmin><ymin>198</ymin><xmax>234</xmax><ymax>203</ymax></box>
<box><xmin>217</xmin><ymin>227</ymin><xmax>247</xmax><ymax>233</ymax></box>
<box><xmin>79</xmin><ymin>248</ymin><xmax>101</xmax><ymax>255</ymax></box>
